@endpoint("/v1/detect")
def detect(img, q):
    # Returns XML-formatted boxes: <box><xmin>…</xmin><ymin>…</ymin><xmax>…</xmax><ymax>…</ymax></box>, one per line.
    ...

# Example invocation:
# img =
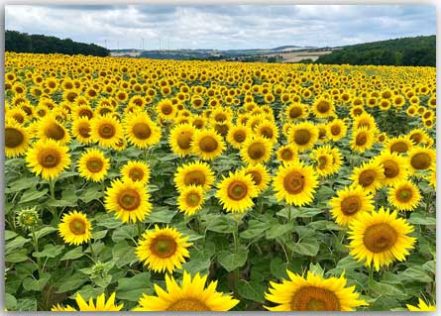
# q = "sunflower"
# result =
<box><xmin>265</xmin><ymin>270</ymin><xmax>366</xmax><ymax>311</ymax></box>
<box><xmin>25</xmin><ymin>139</ymin><xmax>71</xmax><ymax>180</ymax></box>
<box><xmin>133</xmin><ymin>271</ymin><xmax>239</xmax><ymax>311</ymax></box>
<box><xmin>136</xmin><ymin>226</ymin><xmax>192</xmax><ymax>273</ymax></box>
<box><xmin>177</xmin><ymin>185</ymin><xmax>205</xmax><ymax>216</ymax></box>
<box><xmin>240</xmin><ymin>136</ymin><xmax>272</xmax><ymax>165</ymax></box>
<box><xmin>51</xmin><ymin>293</ymin><xmax>123</xmax><ymax>311</ymax></box>
<box><xmin>406</xmin><ymin>298</ymin><xmax>436</xmax><ymax>312</ymax></box>
<box><xmin>351</xmin><ymin>162</ymin><xmax>385</xmax><ymax>193</ymax></box>
<box><xmin>388</xmin><ymin>180</ymin><xmax>422</xmax><ymax>211</ymax></box>
<box><xmin>288</xmin><ymin>122</ymin><xmax>318</xmax><ymax>152</ymax></box>
<box><xmin>227</xmin><ymin>125</ymin><xmax>250</xmax><ymax>149</ymax></box>
<box><xmin>77</xmin><ymin>148</ymin><xmax>110</xmax><ymax>182</ymax></box>
<box><xmin>121</xmin><ymin>160</ymin><xmax>150</xmax><ymax>185</ymax></box>
<box><xmin>375</xmin><ymin>152</ymin><xmax>409</xmax><ymax>186</ymax></box>
<box><xmin>174</xmin><ymin>161</ymin><xmax>215</xmax><ymax>192</ymax></box>
<box><xmin>273</xmin><ymin>162</ymin><xmax>318</xmax><ymax>206</ymax></box>
<box><xmin>327</xmin><ymin>119</ymin><xmax>347</xmax><ymax>142</ymax></box>
<box><xmin>169</xmin><ymin>123</ymin><xmax>196</xmax><ymax>156</ymax></box>
<box><xmin>353</xmin><ymin>112</ymin><xmax>377</xmax><ymax>131</ymax></box>
<box><xmin>348</xmin><ymin>208</ymin><xmax>416</xmax><ymax>271</ymax></box>
<box><xmin>156</xmin><ymin>99</ymin><xmax>177</xmax><ymax>120</ymax></box>
<box><xmin>38</xmin><ymin>115</ymin><xmax>71</xmax><ymax>145</ymax></box>
<box><xmin>256</xmin><ymin>121</ymin><xmax>279</xmax><ymax>144</ymax></box>
<box><xmin>285</xmin><ymin>103</ymin><xmax>308</xmax><ymax>120</ymax></box>
<box><xmin>277</xmin><ymin>144</ymin><xmax>298</xmax><ymax>165</ymax></box>
<box><xmin>407</xmin><ymin>128</ymin><xmax>431</xmax><ymax>146</ymax></box>
<box><xmin>192</xmin><ymin>129</ymin><xmax>225</xmax><ymax>161</ymax></box>
<box><xmin>243</xmin><ymin>164</ymin><xmax>270</xmax><ymax>193</ymax></box>
<box><xmin>312</xmin><ymin>97</ymin><xmax>335</xmax><ymax>118</ymax></box>
<box><xmin>386</xmin><ymin>136</ymin><xmax>413</xmax><ymax>154</ymax></box>
<box><xmin>124</xmin><ymin>112</ymin><xmax>161</xmax><ymax>149</ymax></box>
<box><xmin>105</xmin><ymin>179</ymin><xmax>152</xmax><ymax>223</ymax></box>
<box><xmin>58</xmin><ymin>211</ymin><xmax>92</xmax><ymax>245</ymax></box>
<box><xmin>350</xmin><ymin>127</ymin><xmax>375</xmax><ymax>153</ymax></box>
<box><xmin>5</xmin><ymin>121</ymin><xmax>29</xmax><ymax>158</ymax></box>
<box><xmin>407</xmin><ymin>146</ymin><xmax>436</xmax><ymax>173</ymax></box>
<box><xmin>90</xmin><ymin>114</ymin><xmax>123</xmax><ymax>148</ymax></box>
<box><xmin>330</xmin><ymin>186</ymin><xmax>374</xmax><ymax>226</ymax></box>
<box><xmin>216</xmin><ymin>171</ymin><xmax>258</xmax><ymax>213</ymax></box>
<box><xmin>72</xmin><ymin>117</ymin><xmax>93</xmax><ymax>144</ymax></box>
<box><xmin>310</xmin><ymin>145</ymin><xmax>342</xmax><ymax>177</ymax></box>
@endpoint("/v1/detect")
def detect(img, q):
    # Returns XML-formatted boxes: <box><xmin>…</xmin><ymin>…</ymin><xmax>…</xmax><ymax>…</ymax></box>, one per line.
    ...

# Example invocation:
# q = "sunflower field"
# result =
<box><xmin>4</xmin><ymin>52</ymin><xmax>436</xmax><ymax>312</ymax></box>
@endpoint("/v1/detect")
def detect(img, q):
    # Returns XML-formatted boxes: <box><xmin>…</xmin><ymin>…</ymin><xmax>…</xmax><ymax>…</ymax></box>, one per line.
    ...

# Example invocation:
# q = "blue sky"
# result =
<box><xmin>5</xmin><ymin>5</ymin><xmax>436</xmax><ymax>50</ymax></box>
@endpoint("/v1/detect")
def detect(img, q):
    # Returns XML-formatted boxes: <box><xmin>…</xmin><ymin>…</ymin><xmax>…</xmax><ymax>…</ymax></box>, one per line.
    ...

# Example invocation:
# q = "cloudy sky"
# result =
<box><xmin>5</xmin><ymin>5</ymin><xmax>436</xmax><ymax>50</ymax></box>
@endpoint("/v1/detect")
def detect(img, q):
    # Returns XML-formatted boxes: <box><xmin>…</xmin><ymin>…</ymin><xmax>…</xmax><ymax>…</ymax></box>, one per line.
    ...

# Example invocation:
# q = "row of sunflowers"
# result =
<box><xmin>5</xmin><ymin>52</ymin><xmax>436</xmax><ymax>311</ymax></box>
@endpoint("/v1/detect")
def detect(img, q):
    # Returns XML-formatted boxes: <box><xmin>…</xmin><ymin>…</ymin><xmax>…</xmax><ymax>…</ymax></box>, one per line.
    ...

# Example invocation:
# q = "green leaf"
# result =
<box><xmin>33</xmin><ymin>244</ymin><xmax>64</xmax><ymax>258</ymax></box>
<box><xmin>367</xmin><ymin>279</ymin><xmax>408</xmax><ymax>300</ymax></box>
<box><xmin>146</xmin><ymin>207</ymin><xmax>177</xmax><ymax>224</ymax></box>
<box><xmin>92</xmin><ymin>230</ymin><xmax>108</xmax><ymax>240</ymax></box>
<box><xmin>5</xmin><ymin>293</ymin><xmax>17</xmax><ymax>310</ymax></box>
<box><xmin>182</xmin><ymin>249</ymin><xmax>212</xmax><ymax>275</ymax></box>
<box><xmin>5</xmin><ymin>230</ymin><xmax>18</xmax><ymax>241</ymax></box>
<box><xmin>237</xmin><ymin>280</ymin><xmax>266</xmax><ymax>303</ymax></box>
<box><xmin>22</xmin><ymin>273</ymin><xmax>51</xmax><ymax>291</ymax></box>
<box><xmin>398</xmin><ymin>266</ymin><xmax>432</xmax><ymax>283</ymax></box>
<box><xmin>80</xmin><ymin>185</ymin><xmax>103</xmax><ymax>203</ymax></box>
<box><xmin>408</xmin><ymin>213</ymin><xmax>436</xmax><ymax>226</ymax></box>
<box><xmin>315</xmin><ymin>186</ymin><xmax>335</xmax><ymax>201</ymax></box>
<box><xmin>46</xmin><ymin>198</ymin><xmax>77</xmax><ymax>208</ymax></box>
<box><xmin>205</xmin><ymin>215</ymin><xmax>236</xmax><ymax>234</ymax></box>
<box><xmin>6</xmin><ymin>249</ymin><xmax>29</xmax><ymax>263</ymax></box>
<box><xmin>56</xmin><ymin>273</ymin><xmax>89</xmax><ymax>293</ymax></box>
<box><xmin>6</xmin><ymin>236</ymin><xmax>30</xmax><ymax>254</ymax></box>
<box><xmin>240</xmin><ymin>220</ymin><xmax>270</xmax><ymax>239</ymax></box>
<box><xmin>19</xmin><ymin>188</ymin><xmax>48</xmax><ymax>204</ymax></box>
<box><xmin>112</xmin><ymin>241</ymin><xmax>138</xmax><ymax>268</ymax></box>
<box><xmin>116</xmin><ymin>272</ymin><xmax>151</xmax><ymax>302</ymax></box>
<box><xmin>16</xmin><ymin>298</ymin><xmax>37</xmax><ymax>311</ymax></box>
<box><xmin>112</xmin><ymin>225</ymin><xmax>137</xmax><ymax>242</ymax></box>
<box><xmin>270</xmin><ymin>257</ymin><xmax>289</xmax><ymax>279</ymax></box>
<box><xmin>6</xmin><ymin>177</ymin><xmax>40</xmax><ymax>194</ymax></box>
<box><xmin>277</xmin><ymin>207</ymin><xmax>323</xmax><ymax>219</ymax></box>
<box><xmin>61</xmin><ymin>247</ymin><xmax>84</xmax><ymax>261</ymax></box>
<box><xmin>217</xmin><ymin>246</ymin><xmax>248</xmax><ymax>272</ymax></box>
<box><xmin>95</xmin><ymin>213</ymin><xmax>123</xmax><ymax>229</ymax></box>
<box><xmin>31</xmin><ymin>226</ymin><xmax>57</xmax><ymax>240</ymax></box>
<box><xmin>265</xmin><ymin>223</ymin><xmax>294</xmax><ymax>239</ymax></box>
<box><xmin>292</xmin><ymin>238</ymin><xmax>320</xmax><ymax>256</ymax></box>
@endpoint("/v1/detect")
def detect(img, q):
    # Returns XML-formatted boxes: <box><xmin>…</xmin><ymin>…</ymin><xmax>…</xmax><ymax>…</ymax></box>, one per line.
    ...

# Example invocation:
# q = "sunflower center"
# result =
<box><xmin>247</xmin><ymin>171</ymin><xmax>262</xmax><ymax>186</ymax></box>
<box><xmin>133</xmin><ymin>123</ymin><xmax>151</xmax><ymax>140</ymax></box>
<box><xmin>283</xmin><ymin>171</ymin><xmax>305</xmax><ymax>194</ymax></box>
<box><xmin>317</xmin><ymin>101</ymin><xmax>330</xmax><ymax>113</ymax></box>
<box><xmin>69</xmin><ymin>219</ymin><xmax>86</xmax><ymax>235</ymax></box>
<box><xmin>79</xmin><ymin>109</ymin><xmax>93</xmax><ymax>119</ymax></box>
<box><xmin>227</xmin><ymin>181</ymin><xmax>248</xmax><ymax>201</ymax></box>
<box><xmin>86</xmin><ymin>158</ymin><xmax>104</xmax><ymax>173</ymax></box>
<box><xmin>248</xmin><ymin>142</ymin><xmax>265</xmax><ymax>160</ymax></box>
<box><xmin>397</xmin><ymin>187</ymin><xmax>412</xmax><ymax>202</ymax></box>
<box><xmin>45</xmin><ymin>123</ymin><xmax>65</xmax><ymax>141</ymax></box>
<box><xmin>330</xmin><ymin>125</ymin><xmax>341</xmax><ymax>136</ymax></box>
<box><xmin>383</xmin><ymin>160</ymin><xmax>399</xmax><ymax>178</ymax></box>
<box><xmin>261</xmin><ymin>127</ymin><xmax>273</xmax><ymax>139</ymax></box>
<box><xmin>167</xmin><ymin>299</ymin><xmax>209</xmax><ymax>311</ymax></box>
<box><xmin>150</xmin><ymin>236</ymin><xmax>177</xmax><ymax>258</ymax></box>
<box><xmin>233</xmin><ymin>130</ymin><xmax>246</xmax><ymax>142</ymax></box>
<box><xmin>291</xmin><ymin>286</ymin><xmax>340</xmax><ymax>311</ymax></box>
<box><xmin>363</xmin><ymin>223</ymin><xmax>397</xmax><ymax>253</ymax></box>
<box><xmin>280</xmin><ymin>148</ymin><xmax>293</xmax><ymax>160</ymax></box>
<box><xmin>78</xmin><ymin>125</ymin><xmax>91</xmax><ymax>138</ymax></box>
<box><xmin>289</xmin><ymin>107</ymin><xmax>302</xmax><ymax>119</ymax></box>
<box><xmin>294</xmin><ymin>129</ymin><xmax>311</xmax><ymax>145</ymax></box>
<box><xmin>38</xmin><ymin>149</ymin><xmax>61</xmax><ymax>168</ymax></box>
<box><xmin>410</xmin><ymin>134</ymin><xmax>422</xmax><ymax>145</ymax></box>
<box><xmin>184</xmin><ymin>170</ymin><xmax>206</xmax><ymax>186</ymax></box>
<box><xmin>177</xmin><ymin>131</ymin><xmax>193</xmax><ymax>149</ymax></box>
<box><xmin>355</xmin><ymin>132</ymin><xmax>367</xmax><ymax>146</ymax></box>
<box><xmin>199</xmin><ymin>136</ymin><xmax>218</xmax><ymax>153</ymax></box>
<box><xmin>129</xmin><ymin>167</ymin><xmax>144</xmax><ymax>181</ymax></box>
<box><xmin>215</xmin><ymin>113</ymin><xmax>227</xmax><ymax>122</ymax></box>
<box><xmin>359</xmin><ymin>170</ymin><xmax>376</xmax><ymax>187</ymax></box>
<box><xmin>98</xmin><ymin>123</ymin><xmax>116</xmax><ymax>139</ymax></box>
<box><xmin>5</xmin><ymin>127</ymin><xmax>24</xmax><ymax>148</ymax></box>
<box><xmin>411</xmin><ymin>153</ymin><xmax>431</xmax><ymax>170</ymax></box>
<box><xmin>390</xmin><ymin>142</ymin><xmax>408</xmax><ymax>153</ymax></box>
<box><xmin>341</xmin><ymin>196</ymin><xmax>361</xmax><ymax>215</ymax></box>
<box><xmin>161</xmin><ymin>104</ymin><xmax>173</xmax><ymax>115</ymax></box>
<box><xmin>118</xmin><ymin>189</ymin><xmax>141</xmax><ymax>211</ymax></box>
<box><xmin>318</xmin><ymin>156</ymin><xmax>328</xmax><ymax>169</ymax></box>
<box><xmin>185</xmin><ymin>192</ymin><xmax>201</xmax><ymax>207</ymax></box>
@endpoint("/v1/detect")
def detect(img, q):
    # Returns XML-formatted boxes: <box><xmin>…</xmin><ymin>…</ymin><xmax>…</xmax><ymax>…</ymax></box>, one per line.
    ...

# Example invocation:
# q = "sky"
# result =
<box><xmin>5</xmin><ymin>5</ymin><xmax>436</xmax><ymax>50</ymax></box>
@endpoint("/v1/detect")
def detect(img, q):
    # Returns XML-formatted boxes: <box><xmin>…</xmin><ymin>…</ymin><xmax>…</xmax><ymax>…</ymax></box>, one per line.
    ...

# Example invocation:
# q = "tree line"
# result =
<box><xmin>5</xmin><ymin>30</ymin><xmax>109</xmax><ymax>57</ymax></box>
<box><xmin>316</xmin><ymin>35</ymin><xmax>435</xmax><ymax>67</ymax></box>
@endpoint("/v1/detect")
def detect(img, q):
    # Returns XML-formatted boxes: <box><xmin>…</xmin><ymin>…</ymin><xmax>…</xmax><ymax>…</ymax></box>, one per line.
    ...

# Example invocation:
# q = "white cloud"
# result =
<box><xmin>5</xmin><ymin>5</ymin><xmax>436</xmax><ymax>50</ymax></box>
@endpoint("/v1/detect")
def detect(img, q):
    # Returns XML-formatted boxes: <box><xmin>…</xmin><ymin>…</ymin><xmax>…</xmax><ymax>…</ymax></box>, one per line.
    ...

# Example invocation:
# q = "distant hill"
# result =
<box><xmin>316</xmin><ymin>35</ymin><xmax>435</xmax><ymax>66</ymax></box>
<box><xmin>5</xmin><ymin>30</ymin><xmax>109</xmax><ymax>57</ymax></box>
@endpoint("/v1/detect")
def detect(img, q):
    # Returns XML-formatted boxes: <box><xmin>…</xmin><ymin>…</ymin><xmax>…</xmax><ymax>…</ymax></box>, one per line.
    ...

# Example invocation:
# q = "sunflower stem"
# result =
<box><xmin>89</xmin><ymin>240</ymin><xmax>96</xmax><ymax>262</ymax></box>
<box><xmin>31</xmin><ymin>228</ymin><xmax>42</xmax><ymax>276</ymax></box>
<box><xmin>49</xmin><ymin>179</ymin><xmax>56</xmax><ymax>200</ymax></box>
<box><xmin>137</xmin><ymin>222</ymin><xmax>144</xmax><ymax>237</ymax></box>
